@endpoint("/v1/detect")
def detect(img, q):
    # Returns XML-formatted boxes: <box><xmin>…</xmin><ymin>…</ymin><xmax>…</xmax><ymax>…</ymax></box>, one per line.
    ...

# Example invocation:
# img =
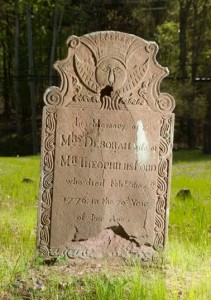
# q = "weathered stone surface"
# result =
<box><xmin>37</xmin><ymin>31</ymin><xmax>175</xmax><ymax>262</ymax></box>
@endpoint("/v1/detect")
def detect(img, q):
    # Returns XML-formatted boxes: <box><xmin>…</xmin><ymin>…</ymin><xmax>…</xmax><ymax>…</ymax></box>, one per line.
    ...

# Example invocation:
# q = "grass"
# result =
<box><xmin>0</xmin><ymin>150</ymin><xmax>211</xmax><ymax>299</ymax></box>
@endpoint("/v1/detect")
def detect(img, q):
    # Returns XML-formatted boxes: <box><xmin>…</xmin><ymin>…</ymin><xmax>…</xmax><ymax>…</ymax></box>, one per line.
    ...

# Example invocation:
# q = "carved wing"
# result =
<box><xmin>74</xmin><ymin>54</ymin><xmax>99</xmax><ymax>93</ymax></box>
<box><xmin>118</xmin><ymin>59</ymin><xmax>149</xmax><ymax>95</ymax></box>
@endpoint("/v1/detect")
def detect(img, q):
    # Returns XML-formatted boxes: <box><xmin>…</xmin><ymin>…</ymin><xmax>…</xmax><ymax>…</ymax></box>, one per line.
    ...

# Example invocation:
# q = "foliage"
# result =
<box><xmin>0</xmin><ymin>150</ymin><xmax>211</xmax><ymax>298</ymax></box>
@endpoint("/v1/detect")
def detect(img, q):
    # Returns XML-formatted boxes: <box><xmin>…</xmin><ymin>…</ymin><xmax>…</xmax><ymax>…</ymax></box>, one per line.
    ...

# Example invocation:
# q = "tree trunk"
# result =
<box><xmin>179</xmin><ymin>0</ymin><xmax>194</xmax><ymax>148</ymax></box>
<box><xmin>179</xmin><ymin>0</ymin><xmax>192</xmax><ymax>80</ymax></box>
<box><xmin>191</xmin><ymin>0</ymin><xmax>208</xmax><ymax>81</ymax></box>
<box><xmin>203</xmin><ymin>86</ymin><xmax>211</xmax><ymax>153</ymax></box>
<box><xmin>203</xmin><ymin>124</ymin><xmax>211</xmax><ymax>154</ymax></box>
<box><xmin>2</xmin><ymin>42</ymin><xmax>10</xmax><ymax>118</ymax></box>
<box><xmin>14</xmin><ymin>2</ymin><xmax>22</xmax><ymax>135</ymax></box>
<box><xmin>49</xmin><ymin>0</ymin><xmax>65</xmax><ymax>86</ymax></box>
<box><xmin>26</xmin><ymin>2</ymin><xmax>38</xmax><ymax>154</ymax></box>
<box><xmin>189</xmin><ymin>0</ymin><xmax>209</xmax><ymax>148</ymax></box>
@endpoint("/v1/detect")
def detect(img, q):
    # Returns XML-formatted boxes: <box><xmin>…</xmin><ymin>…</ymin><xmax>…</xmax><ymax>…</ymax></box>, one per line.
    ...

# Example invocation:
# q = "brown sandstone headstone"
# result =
<box><xmin>37</xmin><ymin>31</ymin><xmax>175</xmax><ymax>262</ymax></box>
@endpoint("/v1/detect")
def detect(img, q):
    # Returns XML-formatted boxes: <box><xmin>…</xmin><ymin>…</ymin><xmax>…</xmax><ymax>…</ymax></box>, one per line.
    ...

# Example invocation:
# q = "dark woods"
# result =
<box><xmin>0</xmin><ymin>0</ymin><xmax>210</xmax><ymax>155</ymax></box>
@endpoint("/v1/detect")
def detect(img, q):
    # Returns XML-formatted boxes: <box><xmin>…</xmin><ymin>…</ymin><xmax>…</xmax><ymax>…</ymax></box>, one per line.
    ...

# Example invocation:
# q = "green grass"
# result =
<box><xmin>0</xmin><ymin>150</ymin><xmax>211</xmax><ymax>299</ymax></box>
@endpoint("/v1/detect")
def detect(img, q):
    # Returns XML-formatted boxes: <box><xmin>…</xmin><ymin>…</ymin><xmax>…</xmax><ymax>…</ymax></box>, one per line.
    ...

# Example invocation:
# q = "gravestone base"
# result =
<box><xmin>49</xmin><ymin>228</ymin><xmax>158</xmax><ymax>263</ymax></box>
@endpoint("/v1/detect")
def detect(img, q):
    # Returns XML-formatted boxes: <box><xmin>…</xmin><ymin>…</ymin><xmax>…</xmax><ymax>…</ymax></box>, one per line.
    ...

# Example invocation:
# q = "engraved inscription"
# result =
<box><xmin>63</xmin><ymin>195</ymin><xmax>149</xmax><ymax>208</ymax></box>
<box><xmin>65</xmin><ymin>176</ymin><xmax>155</xmax><ymax>190</ymax></box>
<box><xmin>60</xmin><ymin>133</ymin><xmax>159</xmax><ymax>152</ymax></box>
<box><xmin>50</xmin><ymin>109</ymin><xmax>162</xmax><ymax>253</ymax></box>
<box><xmin>60</xmin><ymin>155</ymin><xmax>158</xmax><ymax>172</ymax></box>
<box><xmin>66</xmin><ymin>177</ymin><xmax>105</xmax><ymax>187</ymax></box>
<box><xmin>92</xmin><ymin>118</ymin><xmax>126</xmax><ymax>130</ymax></box>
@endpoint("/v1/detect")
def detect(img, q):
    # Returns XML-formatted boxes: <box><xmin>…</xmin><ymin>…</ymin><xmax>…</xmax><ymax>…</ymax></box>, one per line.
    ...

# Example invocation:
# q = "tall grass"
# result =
<box><xmin>0</xmin><ymin>157</ymin><xmax>39</xmax><ymax>288</ymax></box>
<box><xmin>0</xmin><ymin>150</ymin><xmax>211</xmax><ymax>299</ymax></box>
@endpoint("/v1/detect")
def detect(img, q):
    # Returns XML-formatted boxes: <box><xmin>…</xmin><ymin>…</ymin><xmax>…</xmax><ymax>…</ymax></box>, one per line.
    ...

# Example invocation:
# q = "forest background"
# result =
<box><xmin>0</xmin><ymin>0</ymin><xmax>211</xmax><ymax>156</ymax></box>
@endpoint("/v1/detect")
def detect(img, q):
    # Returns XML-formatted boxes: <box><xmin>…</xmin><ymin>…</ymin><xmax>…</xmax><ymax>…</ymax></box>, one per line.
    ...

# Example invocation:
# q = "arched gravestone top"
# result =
<box><xmin>38</xmin><ymin>31</ymin><xmax>175</xmax><ymax>263</ymax></box>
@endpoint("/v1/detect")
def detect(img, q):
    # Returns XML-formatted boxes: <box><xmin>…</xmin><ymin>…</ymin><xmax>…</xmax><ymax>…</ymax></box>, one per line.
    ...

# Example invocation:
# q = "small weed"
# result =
<box><xmin>56</xmin><ymin>255</ymin><xmax>68</xmax><ymax>264</ymax></box>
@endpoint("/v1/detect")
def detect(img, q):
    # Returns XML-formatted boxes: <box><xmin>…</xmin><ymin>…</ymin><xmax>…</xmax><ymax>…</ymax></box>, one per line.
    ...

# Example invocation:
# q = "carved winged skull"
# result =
<box><xmin>74</xmin><ymin>35</ymin><xmax>149</xmax><ymax>110</ymax></box>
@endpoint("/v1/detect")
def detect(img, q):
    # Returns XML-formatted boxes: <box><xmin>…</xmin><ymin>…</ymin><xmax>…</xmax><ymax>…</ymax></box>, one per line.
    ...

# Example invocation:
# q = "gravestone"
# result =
<box><xmin>37</xmin><ymin>31</ymin><xmax>175</xmax><ymax>262</ymax></box>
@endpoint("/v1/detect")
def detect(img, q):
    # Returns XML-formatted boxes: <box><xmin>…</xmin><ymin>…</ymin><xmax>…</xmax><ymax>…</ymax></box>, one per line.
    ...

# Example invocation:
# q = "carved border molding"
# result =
<box><xmin>38</xmin><ymin>107</ymin><xmax>57</xmax><ymax>257</ymax></box>
<box><xmin>154</xmin><ymin>114</ymin><xmax>173</xmax><ymax>253</ymax></box>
